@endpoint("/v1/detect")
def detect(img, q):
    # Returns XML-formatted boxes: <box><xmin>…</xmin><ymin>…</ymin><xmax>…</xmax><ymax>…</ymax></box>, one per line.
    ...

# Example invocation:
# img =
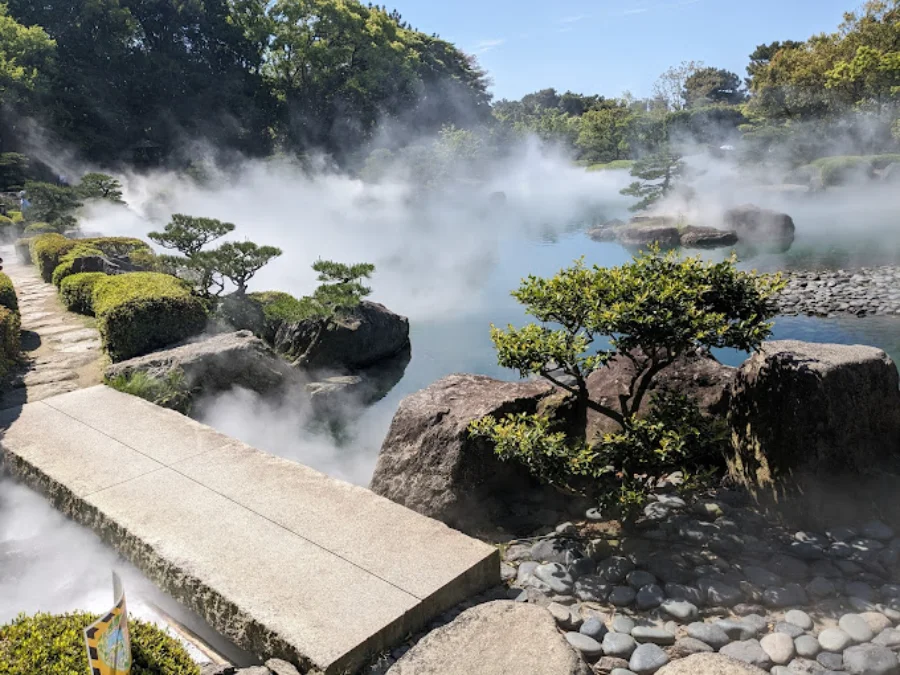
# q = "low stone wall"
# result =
<box><xmin>778</xmin><ymin>267</ymin><xmax>900</xmax><ymax>317</ymax></box>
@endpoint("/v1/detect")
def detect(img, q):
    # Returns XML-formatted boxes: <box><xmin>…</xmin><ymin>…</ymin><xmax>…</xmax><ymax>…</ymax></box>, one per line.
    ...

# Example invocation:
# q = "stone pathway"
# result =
<box><xmin>0</xmin><ymin>246</ymin><xmax>104</xmax><ymax>409</ymax></box>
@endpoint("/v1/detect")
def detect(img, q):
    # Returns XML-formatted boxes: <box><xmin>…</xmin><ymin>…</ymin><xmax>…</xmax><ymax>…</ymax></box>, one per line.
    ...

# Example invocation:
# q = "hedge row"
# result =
<box><xmin>60</xmin><ymin>272</ymin><xmax>106</xmax><ymax>315</ymax></box>
<box><xmin>0</xmin><ymin>272</ymin><xmax>20</xmax><ymax>380</ymax></box>
<box><xmin>93</xmin><ymin>273</ymin><xmax>208</xmax><ymax>362</ymax></box>
<box><xmin>29</xmin><ymin>233</ymin><xmax>152</xmax><ymax>283</ymax></box>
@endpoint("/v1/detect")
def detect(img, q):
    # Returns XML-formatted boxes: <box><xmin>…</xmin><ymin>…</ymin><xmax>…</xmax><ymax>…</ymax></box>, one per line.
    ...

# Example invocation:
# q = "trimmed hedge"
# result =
<box><xmin>93</xmin><ymin>272</ymin><xmax>208</xmax><ymax>362</ymax></box>
<box><xmin>23</xmin><ymin>221</ymin><xmax>58</xmax><ymax>236</ymax></box>
<box><xmin>0</xmin><ymin>272</ymin><xmax>18</xmax><ymax>313</ymax></box>
<box><xmin>248</xmin><ymin>290</ymin><xmax>317</xmax><ymax>342</ymax></box>
<box><xmin>0</xmin><ymin>305</ymin><xmax>20</xmax><ymax>379</ymax></box>
<box><xmin>52</xmin><ymin>243</ymin><xmax>105</xmax><ymax>288</ymax></box>
<box><xmin>8</xmin><ymin>210</ymin><xmax>23</xmax><ymax>223</ymax></box>
<box><xmin>30</xmin><ymin>233</ymin><xmax>78</xmax><ymax>282</ymax></box>
<box><xmin>60</xmin><ymin>272</ymin><xmax>107</xmax><ymax>315</ymax></box>
<box><xmin>0</xmin><ymin>611</ymin><xmax>199</xmax><ymax>675</ymax></box>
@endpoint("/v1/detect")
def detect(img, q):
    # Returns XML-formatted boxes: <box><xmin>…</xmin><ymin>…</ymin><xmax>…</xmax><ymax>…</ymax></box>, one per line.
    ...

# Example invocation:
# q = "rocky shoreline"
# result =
<box><xmin>778</xmin><ymin>267</ymin><xmax>900</xmax><ymax>318</ymax></box>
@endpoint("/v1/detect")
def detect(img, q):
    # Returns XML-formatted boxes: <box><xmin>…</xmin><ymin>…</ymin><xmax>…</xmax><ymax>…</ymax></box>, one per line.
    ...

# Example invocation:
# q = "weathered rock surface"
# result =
<box><xmin>386</xmin><ymin>601</ymin><xmax>590</xmax><ymax>675</ymax></box>
<box><xmin>657</xmin><ymin>653</ymin><xmax>769</xmax><ymax>675</ymax></box>
<box><xmin>679</xmin><ymin>226</ymin><xmax>738</xmax><ymax>249</ymax></box>
<box><xmin>586</xmin><ymin>349</ymin><xmax>734</xmax><ymax>438</ymax></box>
<box><xmin>728</xmin><ymin>341</ymin><xmax>900</xmax><ymax>488</ymax></box>
<box><xmin>370</xmin><ymin>374</ymin><xmax>583</xmax><ymax>535</ymax></box>
<box><xmin>105</xmin><ymin>331</ymin><xmax>298</xmax><ymax>396</ymax></box>
<box><xmin>274</xmin><ymin>300</ymin><xmax>410</xmax><ymax>370</ymax></box>
<box><xmin>724</xmin><ymin>205</ymin><xmax>795</xmax><ymax>246</ymax></box>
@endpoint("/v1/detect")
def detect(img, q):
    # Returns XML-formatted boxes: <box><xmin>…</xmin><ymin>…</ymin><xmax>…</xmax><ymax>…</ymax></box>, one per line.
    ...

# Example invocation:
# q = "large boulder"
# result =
<box><xmin>586</xmin><ymin>349</ymin><xmax>735</xmax><ymax>440</ymax></box>
<box><xmin>679</xmin><ymin>226</ymin><xmax>738</xmax><ymax>249</ymax></box>
<box><xmin>657</xmin><ymin>653</ymin><xmax>768</xmax><ymax>675</ymax></box>
<box><xmin>728</xmin><ymin>340</ymin><xmax>900</xmax><ymax>526</ymax></box>
<box><xmin>105</xmin><ymin>330</ymin><xmax>299</xmax><ymax>398</ymax></box>
<box><xmin>724</xmin><ymin>205</ymin><xmax>795</xmax><ymax>246</ymax></box>
<box><xmin>386</xmin><ymin>601</ymin><xmax>590</xmax><ymax>675</ymax></box>
<box><xmin>369</xmin><ymin>374</ymin><xmax>584</xmax><ymax>536</ymax></box>
<box><xmin>274</xmin><ymin>300</ymin><xmax>410</xmax><ymax>371</ymax></box>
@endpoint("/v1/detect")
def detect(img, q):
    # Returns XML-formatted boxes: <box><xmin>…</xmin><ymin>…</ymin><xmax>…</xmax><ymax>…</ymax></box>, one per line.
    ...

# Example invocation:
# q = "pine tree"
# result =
<box><xmin>620</xmin><ymin>147</ymin><xmax>684</xmax><ymax>212</ymax></box>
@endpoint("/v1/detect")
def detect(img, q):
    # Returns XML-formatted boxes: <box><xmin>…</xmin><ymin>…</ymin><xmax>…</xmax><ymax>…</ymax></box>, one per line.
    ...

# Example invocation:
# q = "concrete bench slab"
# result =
<box><xmin>0</xmin><ymin>386</ymin><xmax>499</xmax><ymax>674</ymax></box>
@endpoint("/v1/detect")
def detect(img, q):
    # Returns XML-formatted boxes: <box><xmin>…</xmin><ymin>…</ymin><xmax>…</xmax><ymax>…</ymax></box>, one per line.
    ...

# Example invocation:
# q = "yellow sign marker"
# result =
<box><xmin>84</xmin><ymin>572</ymin><xmax>132</xmax><ymax>675</ymax></box>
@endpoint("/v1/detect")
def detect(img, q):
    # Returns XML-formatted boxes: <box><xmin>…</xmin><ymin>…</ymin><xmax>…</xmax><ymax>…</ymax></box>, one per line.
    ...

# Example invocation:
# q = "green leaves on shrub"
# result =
<box><xmin>0</xmin><ymin>272</ymin><xmax>19</xmax><ymax>312</ymax></box>
<box><xmin>92</xmin><ymin>273</ymin><xmax>208</xmax><ymax>362</ymax></box>
<box><xmin>29</xmin><ymin>233</ymin><xmax>75</xmax><ymax>281</ymax></box>
<box><xmin>0</xmin><ymin>611</ymin><xmax>200</xmax><ymax>675</ymax></box>
<box><xmin>76</xmin><ymin>172</ymin><xmax>124</xmax><ymax>203</ymax></box>
<box><xmin>248</xmin><ymin>291</ymin><xmax>318</xmax><ymax>342</ymax></box>
<box><xmin>0</xmin><ymin>304</ymin><xmax>20</xmax><ymax>379</ymax></box>
<box><xmin>51</xmin><ymin>243</ymin><xmax>104</xmax><ymax>287</ymax></box>
<box><xmin>60</xmin><ymin>272</ymin><xmax>107</xmax><ymax>315</ymax></box>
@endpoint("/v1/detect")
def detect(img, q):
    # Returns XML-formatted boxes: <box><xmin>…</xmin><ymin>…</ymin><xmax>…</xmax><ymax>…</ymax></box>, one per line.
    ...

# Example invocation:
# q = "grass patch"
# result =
<box><xmin>0</xmin><ymin>611</ymin><xmax>199</xmax><ymax>675</ymax></box>
<box><xmin>248</xmin><ymin>290</ymin><xmax>318</xmax><ymax>342</ymax></box>
<box><xmin>106</xmin><ymin>370</ymin><xmax>193</xmax><ymax>414</ymax></box>
<box><xmin>93</xmin><ymin>272</ymin><xmax>208</xmax><ymax>362</ymax></box>
<box><xmin>586</xmin><ymin>159</ymin><xmax>636</xmax><ymax>172</ymax></box>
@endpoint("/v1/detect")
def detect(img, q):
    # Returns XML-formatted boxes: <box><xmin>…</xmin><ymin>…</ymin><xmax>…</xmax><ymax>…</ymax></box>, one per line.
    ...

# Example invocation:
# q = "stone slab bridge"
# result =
<box><xmin>0</xmin><ymin>385</ymin><xmax>499</xmax><ymax>674</ymax></box>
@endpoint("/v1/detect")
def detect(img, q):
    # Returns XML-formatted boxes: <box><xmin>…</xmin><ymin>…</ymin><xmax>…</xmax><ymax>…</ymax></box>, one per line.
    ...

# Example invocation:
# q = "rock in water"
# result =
<box><xmin>369</xmin><ymin>374</ymin><xmax>584</xmax><ymax>535</ymax></box>
<box><xmin>728</xmin><ymin>341</ymin><xmax>900</xmax><ymax>525</ymax></box>
<box><xmin>657</xmin><ymin>653</ymin><xmax>770</xmax><ymax>675</ymax></box>
<box><xmin>104</xmin><ymin>330</ymin><xmax>299</xmax><ymax>398</ymax></box>
<box><xmin>386</xmin><ymin>601</ymin><xmax>590</xmax><ymax>675</ymax></box>
<box><xmin>274</xmin><ymin>300</ymin><xmax>410</xmax><ymax>370</ymax></box>
<box><xmin>724</xmin><ymin>204</ymin><xmax>795</xmax><ymax>247</ymax></box>
<box><xmin>679</xmin><ymin>226</ymin><xmax>739</xmax><ymax>249</ymax></box>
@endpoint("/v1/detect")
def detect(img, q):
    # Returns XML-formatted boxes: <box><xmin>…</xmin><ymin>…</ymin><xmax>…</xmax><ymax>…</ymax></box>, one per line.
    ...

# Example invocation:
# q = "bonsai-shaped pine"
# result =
<box><xmin>470</xmin><ymin>246</ymin><xmax>784</xmax><ymax>511</ymax></box>
<box><xmin>23</xmin><ymin>181</ymin><xmax>82</xmax><ymax>232</ymax></box>
<box><xmin>293</xmin><ymin>260</ymin><xmax>375</xmax><ymax>366</ymax></box>
<box><xmin>212</xmin><ymin>241</ymin><xmax>283</xmax><ymax>296</ymax></box>
<box><xmin>76</xmin><ymin>173</ymin><xmax>125</xmax><ymax>203</ymax></box>
<box><xmin>620</xmin><ymin>146</ymin><xmax>684</xmax><ymax>212</ymax></box>
<box><xmin>149</xmin><ymin>214</ymin><xmax>236</xmax><ymax>296</ymax></box>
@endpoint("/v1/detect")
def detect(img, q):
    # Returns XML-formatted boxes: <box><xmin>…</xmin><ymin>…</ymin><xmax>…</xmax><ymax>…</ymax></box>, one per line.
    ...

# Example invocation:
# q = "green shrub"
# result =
<box><xmin>93</xmin><ymin>272</ymin><xmax>208</xmax><ymax>361</ymax></box>
<box><xmin>586</xmin><ymin>159</ymin><xmax>636</xmax><ymax>172</ymax></box>
<box><xmin>248</xmin><ymin>290</ymin><xmax>317</xmax><ymax>342</ymax></box>
<box><xmin>51</xmin><ymin>243</ymin><xmax>105</xmax><ymax>287</ymax></box>
<box><xmin>23</xmin><ymin>221</ymin><xmax>59</xmax><ymax>235</ymax></box>
<box><xmin>8</xmin><ymin>210</ymin><xmax>23</xmax><ymax>223</ymax></box>
<box><xmin>106</xmin><ymin>369</ymin><xmax>193</xmax><ymax>414</ymax></box>
<box><xmin>810</xmin><ymin>155</ymin><xmax>876</xmax><ymax>186</ymax></box>
<box><xmin>30</xmin><ymin>233</ymin><xmax>78</xmax><ymax>281</ymax></box>
<box><xmin>0</xmin><ymin>305</ymin><xmax>21</xmax><ymax>379</ymax></box>
<box><xmin>0</xmin><ymin>611</ymin><xmax>200</xmax><ymax>675</ymax></box>
<box><xmin>0</xmin><ymin>272</ymin><xmax>19</xmax><ymax>311</ymax></box>
<box><xmin>89</xmin><ymin>236</ymin><xmax>152</xmax><ymax>259</ymax></box>
<box><xmin>60</xmin><ymin>272</ymin><xmax>107</xmax><ymax>315</ymax></box>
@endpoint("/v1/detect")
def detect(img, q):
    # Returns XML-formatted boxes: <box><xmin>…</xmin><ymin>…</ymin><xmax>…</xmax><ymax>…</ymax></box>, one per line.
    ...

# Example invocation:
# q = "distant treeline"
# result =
<box><xmin>0</xmin><ymin>0</ymin><xmax>896</xmax><ymax>182</ymax></box>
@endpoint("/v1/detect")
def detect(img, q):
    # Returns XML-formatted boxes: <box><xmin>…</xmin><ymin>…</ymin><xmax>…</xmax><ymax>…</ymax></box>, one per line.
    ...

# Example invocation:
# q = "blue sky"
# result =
<box><xmin>388</xmin><ymin>0</ymin><xmax>856</xmax><ymax>101</ymax></box>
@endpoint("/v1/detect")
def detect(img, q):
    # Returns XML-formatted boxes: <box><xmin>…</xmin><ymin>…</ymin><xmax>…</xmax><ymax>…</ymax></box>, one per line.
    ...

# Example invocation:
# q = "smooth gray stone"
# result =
<box><xmin>627</xmin><ymin>570</ymin><xmax>659</xmax><ymax>589</ymax></box>
<box><xmin>862</xmin><ymin>520</ymin><xmax>896</xmax><ymax>541</ymax></box>
<box><xmin>776</xmin><ymin>621</ymin><xmax>805</xmax><ymax>638</ymax></box>
<box><xmin>612</xmin><ymin>615</ymin><xmax>635</xmax><ymax>634</ymax></box>
<box><xmin>699</xmin><ymin>578</ymin><xmax>743</xmax><ymax>607</ymax></box>
<box><xmin>816</xmin><ymin>651</ymin><xmax>843</xmax><ymax>670</ymax></box>
<box><xmin>818</xmin><ymin>627</ymin><xmax>852</xmax><ymax>652</ymax></box>
<box><xmin>686</xmin><ymin>622</ymin><xmax>730</xmax><ymax>650</ymax></box>
<box><xmin>597</xmin><ymin>556</ymin><xmax>636</xmax><ymax>584</ymax></box>
<box><xmin>611</xmin><ymin>670</ymin><xmax>637</xmax><ymax>675</ymax></box>
<box><xmin>873</xmin><ymin>628</ymin><xmax>900</xmax><ymax>648</ymax></box>
<box><xmin>635</xmin><ymin>584</ymin><xmax>665</xmax><ymax>610</ymax></box>
<box><xmin>839</xmin><ymin>613</ymin><xmax>875</xmax><ymax>643</ymax></box>
<box><xmin>719</xmin><ymin>639</ymin><xmax>772</xmax><ymax>669</ymax></box>
<box><xmin>603</xmin><ymin>631</ymin><xmax>638</xmax><ymax>658</ymax></box>
<box><xmin>565</xmin><ymin>632</ymin><xmax>603</xmax><ymax>658</ymax></box>
<box><xmin>580</xmin><ymin>616</ymin><xmax>608</xmax><ymax>641</ymax></box>
<box><xmin>573</xmin><ymin>575</ymin><xmax>613</xmax><ymax>602</ymax></box>
<box><xmin>531</xmin><ymin>537</ymin><xmax>582</xmax><ymax>564</ymax></box>
<box><xmin>761</xmin><ymin>632</ymin><xmax>796</xmax><ymax>665</ymax></box>
<box><xmin>794</xmin><ymin>634</ymin><xmax>821</xmax><ymax>658</ymax></box>
<box><xmin>631</xmin><ymin>626</ymin><xmax>675</xmax><ymax>646</ymax></box>
<box><xmin>843</xmin><ymin>643</ymin><xmax>900</xmax><ymax>675</ymax></box>
<box><xmin>533</xmin><ymin>563</ymin><xmax>575</xmax><ymax>594</ymax></box>
<box><xmin>763</xmin><ymin>584</ymin><xmax>809</xmax><ymax>608</ymax></box>
<box><xmin>785</xmin><ymin>609</ymin><xmax>814</xmax><ymax>630</ymax></box>
<box><xmin>569</xmin><ymin>556</ymin><xmax>595</xmax><ymax>579</ymax></box>
<box><xmin>674</xmin><ymin>637</ymin><xmax>713</xmax><ymax>654</ymax></box>
<box><xmin>629</xmin><ymin>643</ymin><xmax>669</xmax><ymax>675</ymax></box>
<box><xmin>665</xmin><ymin>583</ymin><xmax>704</xmax><ymax>606</ymax></box>
<box><xmin>516</xmin><ymin>561</ymin><xmax>538</xmax><ymax>584</ymax></box>
<box><xmin>786</xmin><ymin>657</ymin><xmax>826</xmax><ymax>674</ymax></box>
<box><xmin>660</xmin><ymin>599</ymin><xmax>699</xmax><ymax>621</ymax></box>
<box><xmin>845</xmin><ymin>581</ymin><xmax>877</xmax><ymax>602</ymax></box>
<box><xmin>742</xmin><ymin>614</ymin><xmax>769</xmax><ymax>634</ymax></box>
<box><xmin>806</xmin><ymin>576</ymin><xmax>837</xmax><ymax>598</ymax></box>
<box><xmin>610</xmin><ymin>586</ymin><xmax>637</xmax><ymax>607</ymax></box>
<box><xmin>743</xmin><ymin>565</ymin><xmax>781</xmax><ymax>588</ymax></box>
<box><xmin>717</xmin><ymin>618</ymin><xmax>758</xmax><ymax>640</ymax></box>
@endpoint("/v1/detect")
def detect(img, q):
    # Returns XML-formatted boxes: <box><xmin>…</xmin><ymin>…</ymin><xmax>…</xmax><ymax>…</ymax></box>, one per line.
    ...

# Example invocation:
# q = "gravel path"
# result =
<box><xmin>0</xmin><ymin>246</ymin><xmax>104</xmax><ymax>409</ymax></box>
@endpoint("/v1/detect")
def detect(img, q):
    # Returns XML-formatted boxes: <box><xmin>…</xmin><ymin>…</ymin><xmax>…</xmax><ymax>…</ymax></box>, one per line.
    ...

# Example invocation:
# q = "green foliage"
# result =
<box><xmin>0</xmin><ymin>153</ymin><xmax>29</xmax><ymax>191</ymax></box>
<box><xmin>107</xmin><ymin>370</ymin><xmax>193</xmax><ymax>415</ymax></box>
<box><xmin>809</xmin><ymin>155</ymin><xmax>876</xmax><ymax>185</ymax></box>
<box><xmin>22</xmin><ymin>221</ymin><xmax>57</xmax><ymax>235</ymax></box>
<box><xmin>148</xmin><ymin>215</ymin><xmax>235</xmax><ymax>258</ymax></box>
<box><xmin>0</xmin><ymin>272</ymin><xmax>19</xmax><ymax>312</ymax></box>
<box><xmin>586</xmin><ymin>160</ymin><xmax>636</xmax><ymax>171</ymax></box>
<box><xmin>92</xmin><ymin>272</ymin><xmax>208</xmax><ymax>362</ymax></box>
<box><xmin>893</xmin><ymin>118</ymin><xmax>900</xmax><ymax>141</ymax></box>
<box><xmin>59</xmin><ymin>272</ymin><xmax>107</xmax><ymax>315</ymax></box>
<box><xmin>0</xmin><ymin>304</ymin><xmax>20</xmax><ymax>379</ymax></box>
<box><xmin>576</xmin><ymin>106</ymin><xmax>635</xmax><ymax>163</ymax></box>
<box><xmin>8</xmin><ymin>211</ymin><xmax>23</xmax><ymax>223</ymax></box>
<box><xmin>76</xmin><ymin>172</ymin><xmax>124</xmax><ymax>203</ymax></box>
<box><xmin>0</xmin><ymin>5</ymin><xmax>54</xmax><ymax>98</ymax></box>
<box><xmin>620</xmin><ymin>148</ymin><xmax>685</xmax><ymax>212</ymax></box>
<box><xmin>209</xmin><ymin>241</ymin><xmax>282</xmax><ymax>295</ymax></box>
<box><xmin>29</xmin><ymin>232</ymin><xmax>75</xmax><ymax>281</ymax></box>
<box><xmin>249</xmin><ymin>290</ymin><xmax>317</xmax><ymax>342</ymax></box>
<box><xmin>479</xmin><ymin>248</ymin><xmax>783</xmax><ymax>511</ymax></box>
<box><xmin>306</xmin><ymin>260</ymin><xmax>375</xmax><ymax>319</ymax></box>
<box><xmin>23</xmin><ymin>181</ymin><xmax>81</xmax><ymax>225</ymax></box>
<box><xmin>683</xmin><ymin>67</ymin><xmax>746</xmax><ymax>107</ymax></box>
<box><xmin>51</xmin><ymin>243</ymin><xmax>104</xmax><ymax>287</ymax></box>
<box><xmin>0</xmin><ymin>611</ymin><xmax>199</xmax><ymax>675</ymax></box>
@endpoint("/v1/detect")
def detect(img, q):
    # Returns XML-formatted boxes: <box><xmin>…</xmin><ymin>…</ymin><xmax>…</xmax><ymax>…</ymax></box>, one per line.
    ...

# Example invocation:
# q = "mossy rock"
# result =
<box><xmin>0</xmin><ymin>611</ymin><xmax>199</xmax><ymax>675</ymax></box>
<box><xmin>60</xmin><ymin>272</ymin><xmax>107</xmax><ymax>315</ymax></box>
<box><xmin>51</xmin><ymin>243</ymin><xmax>106</xmax><ymax>287</ymax></box>
<box><xmin>249</xmin><ymin>290</ymin><xmax>318</xmax><ymax>343</ymax></box>
<box><xmin>93</xmin><ymin>272</ymin><xmax>208</xmax><ymax>362</ymax></box>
